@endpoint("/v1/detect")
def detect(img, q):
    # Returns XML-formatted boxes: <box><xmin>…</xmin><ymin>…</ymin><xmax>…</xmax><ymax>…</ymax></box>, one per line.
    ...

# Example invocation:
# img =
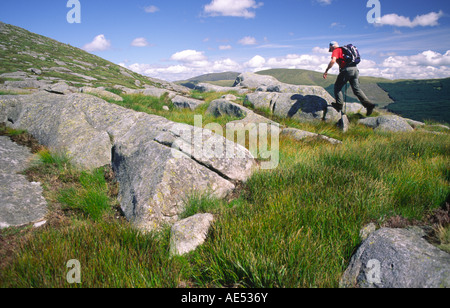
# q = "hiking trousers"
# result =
<box><xmin>334</xmin><ymin>66</ymin><xmax>372</xmax><ymax>108</ymax></box>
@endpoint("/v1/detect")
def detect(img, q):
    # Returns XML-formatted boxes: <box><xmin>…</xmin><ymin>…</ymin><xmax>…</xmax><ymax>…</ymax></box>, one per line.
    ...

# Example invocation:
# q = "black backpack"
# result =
<box><xmin>341</xmin><ymin>44</ymin><xmax>361</xmax><ymax>66</ymax></box>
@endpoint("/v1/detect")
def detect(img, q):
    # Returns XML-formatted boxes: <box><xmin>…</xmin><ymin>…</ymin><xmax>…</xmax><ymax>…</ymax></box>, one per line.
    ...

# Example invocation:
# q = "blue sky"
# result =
<box><xmin>1</xmin><ymin>0</ymin><xmax>450</xmax><ymax>81</ymax></box>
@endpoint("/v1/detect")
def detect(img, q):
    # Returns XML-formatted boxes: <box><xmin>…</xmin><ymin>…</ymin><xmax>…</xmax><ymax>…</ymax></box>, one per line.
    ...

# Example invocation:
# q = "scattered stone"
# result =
<box><xmin>46</xmin><ymin>82</ymin><xmax>76</xmax><ymax>95</ymax></box>
<box><xmin>169</xmin><ymin>213</ymin><xmax>215</xmax><ymax>256</ymax></box>
<box><xmin>119</xmin><ymin>68</ymin><xmax>134</xmax><ymax>78</ymax></box>
<box><xmin>113</xmin><ymin>85</ymin><xmax>140</xmax><ymax>95</ymax></box>
<box><xmin>342</xmin><ymin>102</ymin><xmax>367</xmax><ymax>115</ymax></box>
<box><xmin>340</xmin><ymin>227</ymin><xmax>450</xmax><ymax>288</ymax></box>
<box><xmin>358</xmin><ymin>115</ymin><xmax>414</xmax><ymax>132</ymax></box>
<box><xmin>27</xmin><ymin>68</ymin><xmax>42</xmax><ymax>75</ymax></box>
<box><xmin>142</xmin><ymin>86</ymin><xmax>177</xmax><ymax>99</ymax></box>
<box><xmin>48</xmin><ymin>66</ymin><xmax>72</xmax><ymax>74</ymax></box>
<box><xmin>233</xmin><ymin>72</ymin><xmax>279</xmax><ymax>89</ymax></box>
<box><xmin>337</xmin><ymin>113</ymin><xmax>350</xmax><ymax>133</ymax></box>
<box><xmin>207</xmin><ymin>99</ymin><xmax>246</xmax><ymax>119</ymax></box>
<box><xmin>172</xmin><ymin>95</ymin><xmax>204</xmax><ymax>110</ymax></box>
<box><xmin>222</xmin><ymin>94</ymin><xmax>237</xmax><ymax>101</ymax></box>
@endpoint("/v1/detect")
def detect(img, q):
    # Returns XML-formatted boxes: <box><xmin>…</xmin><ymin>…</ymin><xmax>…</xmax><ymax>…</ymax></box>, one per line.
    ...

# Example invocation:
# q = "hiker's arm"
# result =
<box><xmin>323</xmin><ymin>57</ymin><xmax>337</xmax><ymax>79</ymax></box>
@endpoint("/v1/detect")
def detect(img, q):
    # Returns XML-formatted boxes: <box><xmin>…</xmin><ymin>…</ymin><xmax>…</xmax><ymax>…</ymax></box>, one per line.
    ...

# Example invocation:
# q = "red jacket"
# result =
<box><xmin>332</xmin><ymin>48</ymin><xmax>347</xmax><ymax>70</ymax></box>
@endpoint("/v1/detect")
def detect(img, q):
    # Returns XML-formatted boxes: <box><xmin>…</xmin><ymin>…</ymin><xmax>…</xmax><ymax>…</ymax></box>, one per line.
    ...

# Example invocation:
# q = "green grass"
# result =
<box><xmin>1</xmin><ymin>220</ymin><xmax>186</xmax><ymax>288</ymax></box>
<box><xmin>186</xmin><ymin>131</ymin><xmax>449</xmax><ymax>288</ymax></box>
<box><xmin>57</xmin><ymin>168</ymin><xmax>111</xmax><ymax>221</ymax></box>
<box><xmin>1</xmin><ymin>92</ymin><xmax>449</xmax><ymax>288</ymax></box>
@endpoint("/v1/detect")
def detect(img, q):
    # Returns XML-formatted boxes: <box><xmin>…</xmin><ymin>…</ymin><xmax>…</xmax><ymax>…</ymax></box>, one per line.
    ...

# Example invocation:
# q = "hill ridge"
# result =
<box><xmin>0</xmin><ymin>21</ymin><xmax>184</xmax><ymax>92</ymax></box>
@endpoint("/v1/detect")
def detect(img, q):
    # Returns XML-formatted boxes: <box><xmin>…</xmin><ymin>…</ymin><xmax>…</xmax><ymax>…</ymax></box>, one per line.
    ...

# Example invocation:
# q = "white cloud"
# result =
<box><xmin>144</xmin><ymin>5</ymin><xmax>159</xmax><ymax>13</ymax></box>
<box><xmin>219</xmin><ymin>45</ymin><xmax>232</xmax><ymax>50</ymax></box>
<box><xmin>378</xmin><ymin>10</ymin><xmax>444</xmax><ymax>28</ymax></box>
<box><xmin>211</xmin><ymin>58</ymin><xmax>241</xmax><ymax>72</ymax></box>
<box><xmin>170</xmin><ymin>50</ymin><xmax>207</xmax><ymax>62</ymax></box>
<box><xmin>82</xmin><ymin>34</ymin><xmax>111</xmax><ymax>52</ymax></box>
<box><xmin>312</xmin><ymin>47</ymin><xmax>330</xmax><ymax>55</ymax></box>
<box><xmin>238</xmin><ymin>36</ymin><xmax>258</xmax><ymax>46</ymax></box>
<box><xmin>131</xmin><ymin>37</ymin><xmax>149</xmax><ymax>47</ymax></box>
<box><xmin>123</xmin><ymin>47</ymin><xmax>450</xmax><ymax>81</ymax></box>
<box><xmin>315</xmin><ymin>0</ymin><xmax>333</xmax><ymax>5</ymax></box>
<box><xmin>244</xmin><ymin>55</ymin><xmax>266</xmax><ymax>69</ymax></box>
<box><xmin>204</xmin><ymin>0</ymin><xmax>263</xmax><ymax>18</ymax></box>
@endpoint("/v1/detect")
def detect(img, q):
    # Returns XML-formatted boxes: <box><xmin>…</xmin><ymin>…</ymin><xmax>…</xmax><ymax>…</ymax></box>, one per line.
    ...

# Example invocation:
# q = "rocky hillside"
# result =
<box><xmin>0</xmin><ymin>21</ymin><xmax>186</xmax><ymax>93</ymax></box>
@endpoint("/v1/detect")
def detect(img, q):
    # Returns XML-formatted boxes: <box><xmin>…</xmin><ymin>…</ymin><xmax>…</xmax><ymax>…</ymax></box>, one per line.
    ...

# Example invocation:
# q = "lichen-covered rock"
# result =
<box><xmin>1</xmin><ymin>92</ymin><xmax>112</xmax><ymax>170</ymax></box>
<box><xmin>195</xmin><ymin>83</ymin><xmax>249</xmax><ymax>94</ymax></box>
<box><xmin>169</xmin><ymin>213</ymin><xmax>215</xmax><ymax>256</ymax></box>
<box><xmin>80</xmin><ymin>86</ymin><xmax>123</xmax><ymax>102</ymax></box>
<box><xmin>233</xmin><ymin>72</ymin><xmax>280</xmax><ymax>89</ymax></box>
<box><xmin>0</xmin><ymin>92</ymin><xmax>257</xmax><ymax>231</ymax></box>
<box><xmin>172</xmin><ymin>95</ymin><xmax>204</xmax><ymax>110</ymax></box>
<box><xmin>358</xmin><ymin>115</ymin><xmax>414</xmax><ymax>132</ymax></box>
<box><xmin>111</xmin><ymin>118</ymin><xmax>238</xmax><ymax>231</ymax></box>
<box><xmin>142</xmin><ymin>86</ymin><xmax>177</xmax><ymax>99</ymax></box>
<box><xmin>0</xmin><ymin>136</ymin><xmax>34</xmax><ymax>174</ymax></box>
<box><xmin>0</xmin><ymin>174</ymin><xmax>48</xmax><ymax>229</ymax></box>
<box><xmin>340</xmin><ymin>228</ymin><xmax>450</xmax><ymax>288</ymax></box>
<box><xmin>281</xmin><ymin>128</ymin><xmax>342</xmax><ymax>145</ymax></box>
<box><xmin>0</xmin><ymin>136</ymin><xmax>47</xmax><ymax>229</ymax></box>
<box><xmin>245</xmin><ymin>92</ymin><xmax>340</xmax><ymax>123</ymax></box>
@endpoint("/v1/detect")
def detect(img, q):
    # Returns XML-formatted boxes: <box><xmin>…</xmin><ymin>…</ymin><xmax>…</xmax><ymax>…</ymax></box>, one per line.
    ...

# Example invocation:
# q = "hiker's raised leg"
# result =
<box><xmin>348</xmin><ymin>67</ymin><xmax>371</xmax><ymax>106</ymax></box>
<box><xmin>334</xmin><ymin>70</ymin><xmax>348</xmax><ymax>109</ymax></box>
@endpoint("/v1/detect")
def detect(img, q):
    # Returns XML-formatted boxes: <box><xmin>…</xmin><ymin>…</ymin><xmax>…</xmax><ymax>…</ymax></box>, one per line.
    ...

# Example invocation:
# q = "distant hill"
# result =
<box><xmin>378</xmin><ymin>78</ymin><xmax>450</xmax><ymax>124</ymax></box>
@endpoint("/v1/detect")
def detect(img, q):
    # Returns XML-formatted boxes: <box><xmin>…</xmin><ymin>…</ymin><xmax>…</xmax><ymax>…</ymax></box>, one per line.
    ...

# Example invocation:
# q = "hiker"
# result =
<box><xmin>323</xmin><ymin>41</ymin><xmax>376</xmax><ymax>116</ymax></box>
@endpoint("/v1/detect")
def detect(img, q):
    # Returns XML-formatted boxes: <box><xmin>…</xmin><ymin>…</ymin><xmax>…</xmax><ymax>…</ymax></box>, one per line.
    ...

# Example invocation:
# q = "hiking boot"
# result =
<box><xmin>365</xmin><ymin>103</ymin><xmax>376</xmax><ymax>117</ymax></box>
<box><xmin>331</xmin><ymin>103</ymin><xmax>343</xmax><ymax>113</ymax></box>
